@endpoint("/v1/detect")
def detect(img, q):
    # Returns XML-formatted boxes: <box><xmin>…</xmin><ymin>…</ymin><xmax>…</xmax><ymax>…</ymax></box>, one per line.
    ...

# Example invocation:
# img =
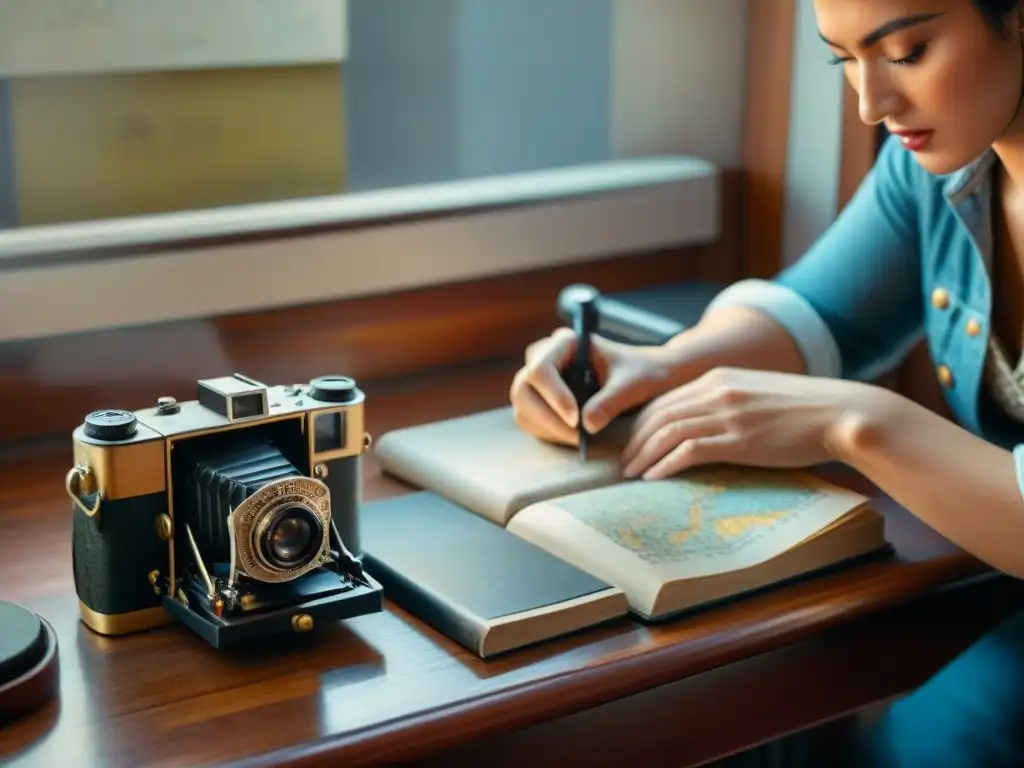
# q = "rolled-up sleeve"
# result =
<box><xmin>705</xmin><ymin>278</ymin><xmax>844</xmax><ymax>379</ymax></box>
<box><xmin>1014</xmin><ymin>446</ymin><xmax>1024</xmax><ymax>501</ymax></box>
<box><xmin>706</xmin><ymin>134</ymin><xmax>925</xmax><ymax>383</ymax></box>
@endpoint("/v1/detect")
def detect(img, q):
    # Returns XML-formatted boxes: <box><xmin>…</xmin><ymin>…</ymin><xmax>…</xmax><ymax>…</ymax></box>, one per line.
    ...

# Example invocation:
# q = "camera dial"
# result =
<box><xmin>308</xmin><ymin>375</ymin><xmax>358</xmax><ymax>403</ymax></box>
<box><xmin>83</xmin><ymin>410</ymin><xmax>138</xmax><ymax>441</ymax></box>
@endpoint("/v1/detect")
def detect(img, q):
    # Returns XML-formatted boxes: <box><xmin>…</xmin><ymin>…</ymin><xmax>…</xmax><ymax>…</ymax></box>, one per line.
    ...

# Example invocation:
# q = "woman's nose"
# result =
<box><xmin>856</xmin><ymin>65</ymin><xmax>904</xmax><ymax>126</ymax></box>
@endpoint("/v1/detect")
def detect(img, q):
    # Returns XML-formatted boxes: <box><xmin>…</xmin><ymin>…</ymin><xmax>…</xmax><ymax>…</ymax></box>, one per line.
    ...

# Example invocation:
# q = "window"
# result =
<box><xmin>0</xmin><ymin>1</ymin><xmax>746</xmax><ymax>343</ymax></box>
<box><xmin>0</xmin><ymin>0</ymin><xmax>746</xmax><ymax>229</ymax></box>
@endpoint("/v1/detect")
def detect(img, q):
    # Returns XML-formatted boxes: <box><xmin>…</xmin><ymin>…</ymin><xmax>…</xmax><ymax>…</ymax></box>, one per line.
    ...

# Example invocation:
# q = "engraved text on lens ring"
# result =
<box><xmin>239</xmin><ymin>479</ymin><xmax>330</xmax><ymax>524</ymax></box>
<box><xmin>235</xmin><ymin>480</ymin><xmax>331</xmax><ymax>579</ymax></box>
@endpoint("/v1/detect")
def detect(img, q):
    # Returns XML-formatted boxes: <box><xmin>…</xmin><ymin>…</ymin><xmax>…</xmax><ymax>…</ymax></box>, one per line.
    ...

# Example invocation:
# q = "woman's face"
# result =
<box><xmin>814</xmin><ymin>0</ymin><xmax>1023</xmax><ymax>175</ymax></box>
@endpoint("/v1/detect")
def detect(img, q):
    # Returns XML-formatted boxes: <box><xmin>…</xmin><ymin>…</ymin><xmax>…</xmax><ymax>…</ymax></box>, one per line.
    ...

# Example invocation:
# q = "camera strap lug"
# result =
<box><xmin>65</xmin><ymin>463</ymin><xmax>101</xmax><ymax>520</ymax></box>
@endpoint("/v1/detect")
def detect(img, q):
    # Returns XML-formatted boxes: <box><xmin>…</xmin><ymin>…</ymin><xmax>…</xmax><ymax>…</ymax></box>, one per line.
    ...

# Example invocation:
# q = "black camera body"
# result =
<box><xmin>67</xmin><ymin>373</ymin><xmax>384</xmax><ymax>649</ymax></box>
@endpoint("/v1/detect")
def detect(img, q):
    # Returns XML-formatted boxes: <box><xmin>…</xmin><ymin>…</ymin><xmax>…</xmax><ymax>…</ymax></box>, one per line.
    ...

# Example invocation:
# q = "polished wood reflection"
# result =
<box><xmin>0</xmin><ymin>357</ymin><xmax>1020</xmax><ymax>767</ymax></box>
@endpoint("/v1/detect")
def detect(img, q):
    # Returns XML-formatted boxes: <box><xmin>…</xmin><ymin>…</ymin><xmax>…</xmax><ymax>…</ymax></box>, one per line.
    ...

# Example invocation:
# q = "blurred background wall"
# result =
<box><xmin>0</xmin><ymin>0</ymin><xmax>749</xmax><ymax>227</ymax></box>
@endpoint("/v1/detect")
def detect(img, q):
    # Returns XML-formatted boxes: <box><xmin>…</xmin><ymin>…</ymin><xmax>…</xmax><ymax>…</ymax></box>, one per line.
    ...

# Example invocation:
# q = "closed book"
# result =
<box><xmin>360</xmin><ymin>491</ymin><xmax>628</xmax><ymax>658</ymax></box>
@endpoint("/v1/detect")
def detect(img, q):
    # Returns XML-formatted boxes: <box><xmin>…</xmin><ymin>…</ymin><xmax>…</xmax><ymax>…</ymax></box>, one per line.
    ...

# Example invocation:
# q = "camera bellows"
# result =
<box><xmin>173</xmin><ymin>432</ymin><xmax>330</xmax><ymax>581</ymax></box>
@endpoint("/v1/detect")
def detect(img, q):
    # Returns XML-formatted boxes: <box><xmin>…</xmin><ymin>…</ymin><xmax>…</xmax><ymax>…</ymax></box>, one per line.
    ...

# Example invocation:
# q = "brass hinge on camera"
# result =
<box><xmin>66</xmin><ymin>462</ymin><xmax>102</xmax><ymax>520</ymax></box>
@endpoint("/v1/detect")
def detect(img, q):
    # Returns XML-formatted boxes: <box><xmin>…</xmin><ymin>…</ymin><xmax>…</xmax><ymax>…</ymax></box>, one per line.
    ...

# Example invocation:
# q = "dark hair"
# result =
<box><xmin>974</xmin><ymin>0</ymin><xmax>1019</xmax><ymax>34</ymax></box>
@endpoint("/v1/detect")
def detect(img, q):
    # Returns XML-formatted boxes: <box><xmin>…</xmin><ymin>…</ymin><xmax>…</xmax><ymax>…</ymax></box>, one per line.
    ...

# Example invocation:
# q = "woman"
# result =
<box><xmin>510</xmin><ymin>0</ymin><xmax>1024</xmax><ymax>764</ymax></box>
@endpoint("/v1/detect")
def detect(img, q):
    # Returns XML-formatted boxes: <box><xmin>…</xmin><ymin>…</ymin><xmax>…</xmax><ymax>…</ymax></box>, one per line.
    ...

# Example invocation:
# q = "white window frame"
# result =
<box><xmin>0</xmin><ymin>156</ymin><xmax>721</xmax><ymax>343</ymax></box>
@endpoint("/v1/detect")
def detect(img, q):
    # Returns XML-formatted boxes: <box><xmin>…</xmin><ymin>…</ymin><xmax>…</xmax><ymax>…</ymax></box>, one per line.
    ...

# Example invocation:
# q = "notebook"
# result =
<box><xmin>360</xmin><ymin>492</ymin><xmax>628</xmax><ymax>658</ymax></box>
<box><xmin>369</xmin><ymin>406</ymin><xmax>888</xmax><ymax>627</ymax></box>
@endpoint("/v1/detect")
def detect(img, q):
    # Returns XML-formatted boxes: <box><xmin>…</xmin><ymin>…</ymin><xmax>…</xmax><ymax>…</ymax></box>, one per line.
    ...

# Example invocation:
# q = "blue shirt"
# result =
<box><xmin>706</xmin><ymin>133</ymin><xmax>1024</xmax><ymax>490</ymax></box>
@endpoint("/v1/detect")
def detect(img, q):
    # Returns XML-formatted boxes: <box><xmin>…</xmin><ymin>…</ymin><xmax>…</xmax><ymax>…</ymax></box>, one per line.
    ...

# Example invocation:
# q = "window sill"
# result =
<box><xmin>0</xmin><ymin>155</ymin><xmax>720</xmax><ymax>343</ymax></box>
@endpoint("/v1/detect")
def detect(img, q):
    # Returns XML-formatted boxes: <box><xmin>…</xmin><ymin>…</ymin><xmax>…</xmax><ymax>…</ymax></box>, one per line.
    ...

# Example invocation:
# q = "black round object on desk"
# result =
<box><xmin>0</xmin><ymin>601</ymin><xmax>60</xmax><ymax>726</ymax></box>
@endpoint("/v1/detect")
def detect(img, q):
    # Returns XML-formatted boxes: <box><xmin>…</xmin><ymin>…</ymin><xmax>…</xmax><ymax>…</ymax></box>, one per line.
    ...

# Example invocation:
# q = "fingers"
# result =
<box><xmin>620</xmin><ymin>369</ymin><xmax>728</xmax><ymax>477</ymax></box>
<box><xmin>642</xmin><ymin>434</ymin><xmax>734</xmax><ymax>480</ymax></box>
<box><xmin>524</xmin><ymin>329</ymin><xmax>580</xmax><ymax>427</ymax></box>
<box><xmin>515</xmin><ymin>328</ymin><xmax>664</xmax><ymax>441</ymax></box>
<box><xmin>580</xmin><ymin>371</ymin><xmax>629</xmax><ymax>434</ymax></box>
<box><xmin>622</xmin><ymin>415</ymin><xmax>721</xmax><ymax>478</ymax></box>
<box><xmin>638</xmin><ymin>376</ymin><xmax>702</xmax><ymax>417</ymax></box>
<box><xmin>525</xmin><ymin>327</ymin><xmax>574</xmax><ymax>368</ymax></box>
<box><xmin>580</xmin><ymin>339</ymin><xmax>648</xmax><ymax>433</ymax></box>
<box><xmin>510</xmin><ymin>329</ymin><xmax>580</xmax><ymax>444</ymax></box>
<box><xmin>622</xmin><ymin>382</ymin><xmax>709</xmax><ymax>466</ymax></box>
<box><xmin>524</xmin><ymin>336</ymin><xmax>552</xmax><ymax>366</ymax></box>
<box><xmin>510</xmin><ymin>372</ymin><xmax>578</xmax><ymax>446</ymax></box>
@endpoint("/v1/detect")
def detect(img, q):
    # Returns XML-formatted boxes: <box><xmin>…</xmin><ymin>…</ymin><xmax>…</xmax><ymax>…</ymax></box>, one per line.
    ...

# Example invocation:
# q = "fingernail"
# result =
<box><xmin>566</xmin><ymin>409</ymin><xmax>578</xmax><ymax>428</ymax></box>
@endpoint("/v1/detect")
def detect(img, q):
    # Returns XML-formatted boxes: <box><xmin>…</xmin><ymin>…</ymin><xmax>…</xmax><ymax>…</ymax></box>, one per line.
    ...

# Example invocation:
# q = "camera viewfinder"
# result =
<box><xmin>313</xmin><ymin>410</ymin><xmax>347</xmax><ymax>454</ymax></box>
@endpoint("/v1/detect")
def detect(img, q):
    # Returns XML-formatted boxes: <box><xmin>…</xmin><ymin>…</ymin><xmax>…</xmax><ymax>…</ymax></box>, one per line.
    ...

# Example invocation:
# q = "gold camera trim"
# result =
<box><xmin>66</xmin><ymin>463</ymin><xmax>101</xmax><ymax>519</ymax></box>
<box><xmin>306</xmin><ymin>404</ymin><xmax>369</xmax><ymax>465</ymax></box>
<box><xmin>228</xmin><ymin>476</ymin><xmax>332</xmax><ymax>584</ymax></box>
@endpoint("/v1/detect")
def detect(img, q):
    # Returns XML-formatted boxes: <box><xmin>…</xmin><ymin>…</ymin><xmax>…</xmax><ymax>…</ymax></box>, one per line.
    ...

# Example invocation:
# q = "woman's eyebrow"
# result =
<box><xmin>819</xmin><ymin>12</ymin><xmax>944</xmax><ymax>50</ymax></box>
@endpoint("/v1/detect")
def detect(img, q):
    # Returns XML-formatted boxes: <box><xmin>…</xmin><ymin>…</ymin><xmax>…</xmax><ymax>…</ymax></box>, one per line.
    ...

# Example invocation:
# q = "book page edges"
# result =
<box><xmin>479</xmin><ymin>587</ymin><xmax>629</xmax><ymax>658</ymax></box>
<box><xmin>508</xmin><ymin>494</ymin><xmax>879</xmax><ymax>618</ymax></box>
<box><xmin>650</xmin><ymin>509</ymin><xmax>885</xmax><ymax>619</ymax></box>
<box><xmin>364</xmin><ymin>548</ymin><xmax>627</xmax><ymax>659</ymax></box>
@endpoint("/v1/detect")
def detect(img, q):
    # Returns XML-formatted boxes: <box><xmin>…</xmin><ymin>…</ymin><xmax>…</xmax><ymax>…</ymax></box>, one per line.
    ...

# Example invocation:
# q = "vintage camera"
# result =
<box><xmin>66</xmin><ymin>373</ymin><xmax>384</xmax><ymax>649</ymax></box>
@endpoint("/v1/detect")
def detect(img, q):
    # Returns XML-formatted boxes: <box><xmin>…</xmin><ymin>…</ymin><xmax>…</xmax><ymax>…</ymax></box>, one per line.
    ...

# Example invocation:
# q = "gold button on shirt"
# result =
<box><xmin>937</xmin><ymin>364</ymin><xmax>954</xmax><ymax>387</ymax></box>
<box><xmin>966</xmin><ymin>318</ymin><xmax>981</xmax><ymax>337</ymax></box>
<box><xmin>931</xmin><ymin>287</ymin><xmax>950</xmax><ymax>310</ymax></box>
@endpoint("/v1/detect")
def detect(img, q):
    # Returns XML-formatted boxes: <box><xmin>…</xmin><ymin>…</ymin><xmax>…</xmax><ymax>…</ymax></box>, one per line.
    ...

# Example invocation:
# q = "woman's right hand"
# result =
<box><xmin>509</xmin><ymin>327</ymin><xmax>681</xmax><ymax>446</ymax></box>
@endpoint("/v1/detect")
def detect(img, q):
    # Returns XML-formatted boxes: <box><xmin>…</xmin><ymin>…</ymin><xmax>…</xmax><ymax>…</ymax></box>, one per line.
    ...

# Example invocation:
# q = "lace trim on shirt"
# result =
<box><xmin>983</xmin><ymin>332</ymin><xmax>1024</xmax><ymax>423</ymax></box>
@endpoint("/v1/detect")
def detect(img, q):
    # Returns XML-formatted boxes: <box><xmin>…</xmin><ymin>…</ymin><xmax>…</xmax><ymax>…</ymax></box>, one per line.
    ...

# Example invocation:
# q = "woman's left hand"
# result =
<box><xmin>620</xmin><ymin>366</ymin><xmax>888</xmax><ymax>479</ymax></box>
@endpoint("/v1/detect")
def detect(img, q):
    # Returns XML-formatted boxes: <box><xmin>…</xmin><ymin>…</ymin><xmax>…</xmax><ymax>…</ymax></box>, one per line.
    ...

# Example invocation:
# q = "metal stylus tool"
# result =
<box><xmin>569</xmin><ymin>296</ymin><xmax>599</xmax><ymax>461</ymax></box>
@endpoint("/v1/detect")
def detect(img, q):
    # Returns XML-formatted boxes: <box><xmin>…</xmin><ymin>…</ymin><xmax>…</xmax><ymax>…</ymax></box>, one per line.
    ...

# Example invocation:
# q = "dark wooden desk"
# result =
<box><xmin>1</xmin><ymin>359</ymin><xmax>1020</xmax><ymax>768</ymax></box>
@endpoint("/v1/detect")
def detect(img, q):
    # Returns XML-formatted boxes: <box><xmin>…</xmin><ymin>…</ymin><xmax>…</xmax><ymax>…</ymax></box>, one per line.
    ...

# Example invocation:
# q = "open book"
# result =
<box><xmin>372</xmin><ymin>406</ymin><xmax>888</xmax><ymax>622</ymax></box>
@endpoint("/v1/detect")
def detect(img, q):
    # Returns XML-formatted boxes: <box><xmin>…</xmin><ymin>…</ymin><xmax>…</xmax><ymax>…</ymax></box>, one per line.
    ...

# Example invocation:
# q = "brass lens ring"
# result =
<box><xmin>229</xmin><ymin>477</ymin><xmax>332</xmax><ymax>583</ymax></box>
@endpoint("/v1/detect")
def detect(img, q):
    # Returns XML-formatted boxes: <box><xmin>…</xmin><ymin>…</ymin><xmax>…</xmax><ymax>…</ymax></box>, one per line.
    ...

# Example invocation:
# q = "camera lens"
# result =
<box><xmin>260</xmin><ymin>507</ymin><xmax>323</xmax><ymax>569</ymax></box>
<box><xmin>272</xmin><ymin>517</ymin><xmax>311</xmax><ymax>560</ymax></box>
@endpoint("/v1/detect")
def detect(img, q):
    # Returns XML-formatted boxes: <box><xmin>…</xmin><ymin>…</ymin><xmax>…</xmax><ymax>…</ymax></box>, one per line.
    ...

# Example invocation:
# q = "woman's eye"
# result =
<box><xmin>827</xmin><ymin>41</ymin><xmax>927</xmax><ymax>67</ymax></box>
<box><xmin>889</xmin><ymin>43</ymin><xmax>927</xmax><ymax>65</ymax></box>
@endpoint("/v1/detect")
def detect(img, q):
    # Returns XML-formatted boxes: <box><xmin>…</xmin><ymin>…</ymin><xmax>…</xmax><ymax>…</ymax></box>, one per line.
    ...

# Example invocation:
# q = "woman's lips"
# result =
<box><xmin>891</xmin><ymin>129</ymin><xmax>934</xmax><ymax>152</ymax></box>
